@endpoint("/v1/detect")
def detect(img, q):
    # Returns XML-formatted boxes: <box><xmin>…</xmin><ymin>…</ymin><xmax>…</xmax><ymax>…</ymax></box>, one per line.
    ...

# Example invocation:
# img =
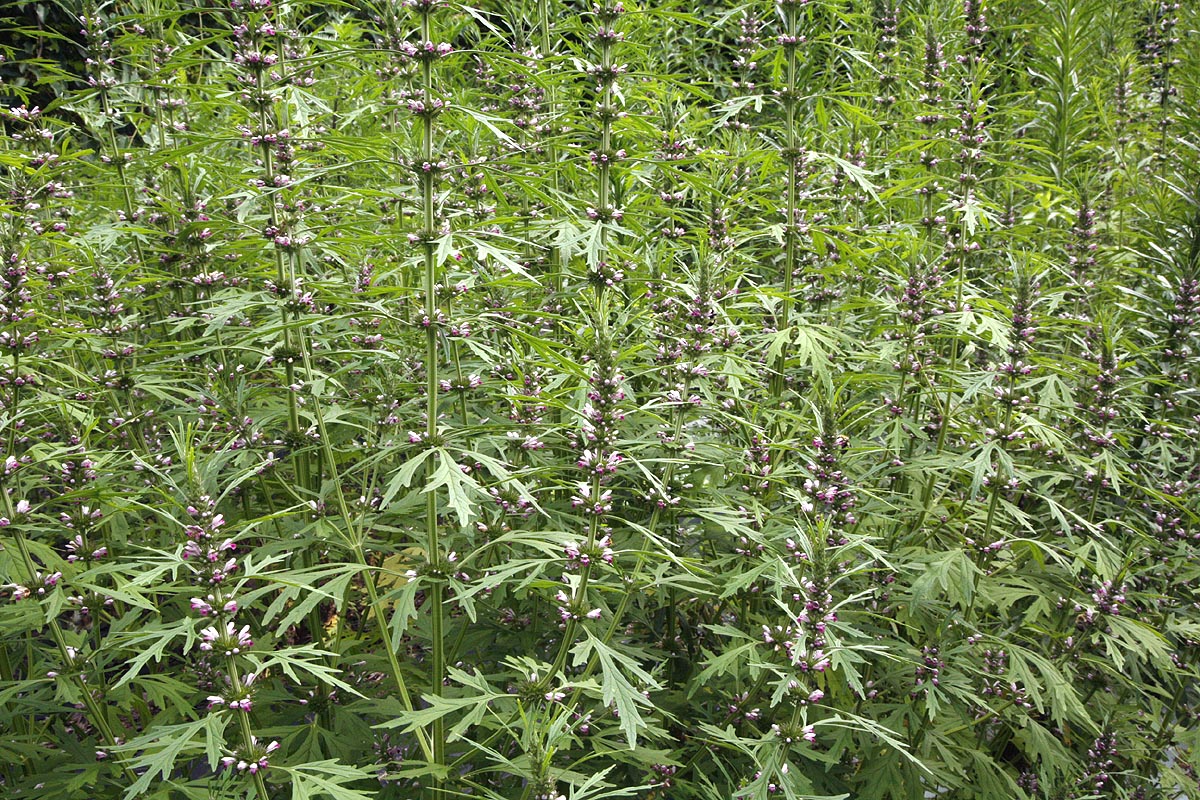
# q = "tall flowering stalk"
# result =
<box><xmin>228</xmin><ymin>0</ymin><xmax>313</xmax><ymax>491</ymax></box>
<box><xmin>182</xmin><ymin>495</ymin><xmax>273</xmax><ymax>800</ymax></box>
<box><xmin>770</xmin><ymin>0</ymin><xmax>806</xmax><ymax>405</ymax></box>
<box><xmin>924</xmin><ymin>9</ymin><xmax>990</xmax><ymax>470</ymax></box>
<box><xmin>404</xmin><ymin>0</ymin><xmax>455</xmax><ymax>785</ymax></box>
<box><xmin>974</xmin><ymin>272</ymin><xmax>1039</xmax><ymax>553</ymax></box>
<box><xmin>1140</xmin><ymin>2</ymin><xmax>1181</xmax><ymax>171</ymax></box>
<box><xmin>880</xmin><ymin>26</ymin><xmax>947</xmax><ymax>491</ymax></box>
<box><xmin>79</xmin><ymin>7</ymin><xmax>146</xmax><ymax>271</ymax></box>
<box><xmin>726</xmin><ymin>11</ymin><xmax>764</xmax><ymax>134</ymax></box>
<box><xmin>543</xmin><ymin>0</ymin><xmax>629</xmax><ymax>689</ymax></box>
<box><xmin>874</xmin><ymin>1</ymin><xmax>901</xmax><ymax>137</ymax></box>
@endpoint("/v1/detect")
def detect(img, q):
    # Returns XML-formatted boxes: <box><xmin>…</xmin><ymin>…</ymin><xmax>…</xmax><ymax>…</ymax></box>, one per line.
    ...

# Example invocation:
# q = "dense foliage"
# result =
<box><xmin>1</xmin><ymin>0</ymin><xmax>1198</xmax><ymax>798</ymax></box>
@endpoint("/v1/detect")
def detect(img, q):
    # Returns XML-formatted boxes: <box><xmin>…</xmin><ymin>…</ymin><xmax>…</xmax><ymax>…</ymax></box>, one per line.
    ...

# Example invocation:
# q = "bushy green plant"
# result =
<box><xmin>0</xmin><ymin>0</ymin><xmax>1197</xmax><ymax>798</ymax></box>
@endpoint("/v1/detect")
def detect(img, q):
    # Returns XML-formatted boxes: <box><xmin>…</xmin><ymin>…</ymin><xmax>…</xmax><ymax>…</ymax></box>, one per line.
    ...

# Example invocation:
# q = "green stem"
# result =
<box><xmin>770</xmin><ymin>1</ymin><xmax>799</xmax><ymax>411</ymax></box>
<box><xmin>543</xmin><ymin>471</ymin><xmax>604</xmax><ymax>685</ymax></box>
<box><xmin>223</xmin><ymin>656</ymin><xmax>271</xmax><ymax>800</ymax></box>
<box><xmin>416</xmin><ymin>7</ymin><xmax>447</xmax><ymax>793</ymax></box>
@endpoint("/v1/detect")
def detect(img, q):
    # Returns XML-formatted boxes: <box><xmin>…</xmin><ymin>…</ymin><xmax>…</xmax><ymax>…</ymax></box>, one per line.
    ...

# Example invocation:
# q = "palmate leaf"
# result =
<box><xmin>1102</xmin><ymin>615</ymin><xmax>1174</xmax><ymax>671</ymax></box>
<box><xmin>452</xmin><ymin>556</ymin><xmax>549</xmax><ymax>602</ymax></box>
<box><xmin>261</xmin><ymin>562</ymin><xmax>360</xmax><ymax>635</ymax></box>
<box><xmin>449</xmin><ymin>104</ymin><xmax>516</xmax><ymax>145</ymax></box>
<box><xmin>1013</xmin><ymin>714</ymin><xmax>1072</xmax><ymax>777</ymax></box>
<box><xmin>908</xmin><ymin>549</ymin><xmax>980</xmax><ymax>611</ymax></box>
<box><xmin>462</xmin><ymin>233</ymin><xmax>538</xmax><ymax>280</ymax></box>
<box><xmin>112</xmin><ymin>715</ymin><xmax>228</xmax><ymax>800</ymax></box>
<box><xmin>282</xmin><ymin>760</ymin><xmax>380</xmax><ymax>800</ymax></box>
<box><xmin>816</xmin><ymin>150</ymin><xmax>882</xmax><ymax>207</ymax></box>
<box><xmin>380</xmin><ymin>448</ymin><xmax>433</xmax><ymax>507</ymax></box>
<box><xmin>112</xmin><ymin>618</ymin><xmax>195</xmax><ymax>690</ymax></box>
<box><xmin>243</xmin><ymin>647</ymin><xmax>364</xmax><ymax>698</ymax></box>
<box><xmin>135</xmin><ymin>673</ymin><xmax>203</xmax><ymax>717</ymax></box>
<box><xmin>426</xmin><ymin>448</ymin><xmax>482</xmax><ymax>526</ymax></box>
<box><xmin>690</xmin><ymin>641</ymin><xmax>763</xmax><ymax>694</ymax></box>
<box><xmin>963</xmin><ymin>749</ymin><xmax>1021</xmax><ymax>799</ymax></box>
<box><xmin>571</xmin><ymin>630</ymin><xmax>660</xmax><ymax>747</ymax></box>
<box><xmin>762</xmin><ymin>322</ymin><xmax>841</xmax><ymax>391</ymax></box>
<box><xmin>568</xmin><ymin>765</ymin><xmax>649</xmax><ymax>800</ymax></box>
<box><xmin>1006</xmin><ymin>645</ymin><xmax>1095</xmax><ymax>731</ymax></box>
<box><xmin>711</xmin><ymin>94</ymin><xmax>765</xmax><ymax>129</ymax></box>
<box><xmin>373</xmin><ymin>666</ymin><xmax>508</xmax><ymax>741</ymax></box>
<box><xmin>820</xmin><ymin>712</ymin><xmax>927</xmax><ymax>772</ymax></box>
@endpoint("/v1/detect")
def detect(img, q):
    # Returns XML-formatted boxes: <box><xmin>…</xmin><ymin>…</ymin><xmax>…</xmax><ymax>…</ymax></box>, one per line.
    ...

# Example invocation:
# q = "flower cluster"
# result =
<box><xmin>724</xmin><ymin>13</ymin><xmax>763</xmax><ymax>131</ymax></box>
<box><xmin>802</xmin><ymin>434</ymin><xmax>858</xmax><ymax>543</ymax></box>
<box><xmin>977</xmin><ymin>648</ymin><xmax>1031</xmax><ymax>707</ymax></box>
<box><xmin>563</xmin><ymin>534</ymin><xmax>614</xmax><ymax>569</ymax></box>
<box><xmin>180</xmin><ymin>495</ymin><xmax>281</xmax><ymax>778</ymax></box>
<box><xmin>959</xmin><ymin>0</ymin><xmax>989</xmax><ymax>67</ymax></box>
<box><xmin>1065</xmin><ymin>200</ymin><xmax>1098</xmax><ymax>288</ymax></box>
<box><xmin>1076</xmin><ymin>332</ymin><xmax>1122</xmax><ymax>456</ymax></box>
<box><xmin>1072</xmin><ymin>732</ymin><xmax>1120</xmax><ymax>798</ymax></box>
<box><xmin>874</xmin><ymin>2</ymin><xmax>900</xmax><ymax>120</ymax></box>
<box><xmin>913</xmin><ymin>644</ymin><xmax>944</xmax><ymax>692</ymax></box>
<box><xmin>555</xmin><ymin>586</ymin><xmax>602</xmax><ymax>622</ymax></box>
<box><xmin>221</xmin><ymin>737</ymin><xmax>279</xmax><ymax>774</ymax></box>
<box><xmin>577</xmin><ymin>348</ymin><xmax>627</xmax><ymax>451</ymax></box>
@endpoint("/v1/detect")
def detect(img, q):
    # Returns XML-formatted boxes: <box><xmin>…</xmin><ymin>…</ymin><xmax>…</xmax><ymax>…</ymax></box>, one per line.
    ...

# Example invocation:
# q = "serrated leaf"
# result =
<box><xmin>373</xmin><ymin>669</ymin><xmax>505</xmax><ymax>741</ymax></box>
<box><xmin>425</xmin><ymin>449</ymin><xmax>479</xmax><ymax>525</ymax></box>
<box><xmin>113</xmin><ymin>716</ymin><xmax>228</xmax><ymax>800</ymax></box>
<box><xmin>572</xmin><ymin>630</ymin><xmax>659</xmax><ymax>746</ymax></box>
<box><xmin>112</xmin><ymin>619</ymin><xmax>194</xmax><ymax>690</ymax></box>
<box><xmin>284</xmin><ymin>760</ymin><xmax>379</xmax><ymax>800</ymax></box>
<box><xmin>262</xmin><ymin>563</ymin><xmax>359</xmax><ymax>635</ymax></box>
<box><xmin>381</xmin><ymin>449</ymin><xmax>433</xmax><ymax>508</ymax></box>
<box><xmin>243</xmin><ymin>647</ymin><xmax>364</xmax><ymax>698</ymax></box>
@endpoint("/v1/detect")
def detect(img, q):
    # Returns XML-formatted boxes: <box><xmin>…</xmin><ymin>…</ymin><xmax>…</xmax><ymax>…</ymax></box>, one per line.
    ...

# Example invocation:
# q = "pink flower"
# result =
<box><xmin>199</xmin><ymin>622</ymin><xmax>253</xmax><ymax>655</ymax></box>
<box><xmin>191</xmin><ymin>597</ymin><xmax>214</xmax><ymax>616</ymax></box>
<box><xmin>65</xmin><ymin>535</ymin><xmax>84</xmax><ymax>562</ymax></box>
<box><xmin>220</xmin><ymin>738</ymin><xmax>280</xmax><ymax>773</ymax></box>
<box><xmin>199</xmin><ymin>626</ymin><xmax>220</xmax><ymax>650</ymax></box>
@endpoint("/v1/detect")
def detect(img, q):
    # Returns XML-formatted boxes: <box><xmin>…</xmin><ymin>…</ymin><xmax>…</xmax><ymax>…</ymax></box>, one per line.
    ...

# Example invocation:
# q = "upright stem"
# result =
<box><xmin>541</xmin><ymin>0</ymin><xmax>623</xmax><ymax>694</ymax></box>
<box><xmin>223</xmin><ymin>656</ymin><xmax>271</xmax><ymax>800</ymax></box>
<box><xmin>771</xmin><ymin>0</ymin><xmax>800</xmax><ymax>406</ymax></box>
<box><xmin>254</xmin><ymin>67</ymin><xmax>307</xmax><ymax>492</ymax></box>
<box><xmin>299</xmin><ymin>339</ymin><xmax>434</xmax><ymax>762</ymax></box>
<box><xmin>538</xmin><ymin>0</ymin><xmax>561</xmax><ymax>289</ymax></box>
<box><xmin>565</xmin><ymin>398</ymin><xmax>689</xmax><ymax>701</ymax></box>
<box><xmin>415</xmin><ymin>5</ymin><xmax>448</xmax><ymax>792</ymax></box>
